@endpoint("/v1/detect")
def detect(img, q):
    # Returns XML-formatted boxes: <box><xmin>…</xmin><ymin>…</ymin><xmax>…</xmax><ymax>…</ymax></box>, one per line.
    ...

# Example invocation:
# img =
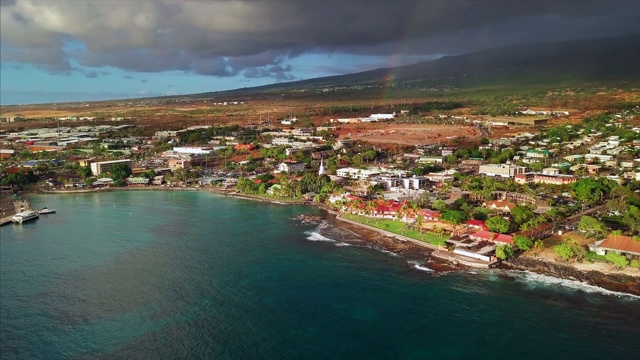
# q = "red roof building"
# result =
<box><xmin>466</xmin><ymin>219</ymin><xmax>489</xmax><ymax>231</ymax></box>
<box><xmin>469</xmin><ymin>230</ymin><xmax>514</xmax><ymax>245</ymax></box>
<box><xmin>598</xmin><ymin>235</ymin><xmax>640</xmax><ymax>257</ymax></box>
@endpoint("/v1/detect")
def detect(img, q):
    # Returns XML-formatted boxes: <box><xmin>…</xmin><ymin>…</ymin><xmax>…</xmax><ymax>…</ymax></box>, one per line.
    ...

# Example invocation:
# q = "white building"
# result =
<box><xmin>172</xmin><ymin>147</ymin><xmax>212</xmax><ymax>155</ymax></box>
<box><xmin>479</xmin><ymin>164</ymin><xmax>527</xmax><ymax>178</ymax></box>
<box><xmin>272</xmin><ymin>138</ymin><xmax>292</xmax><ymax>146</ymax></box>
<box><xmin>336</xmin><ymin>167</ymin><xmax>380</xmax><ymax>180</ymax></box>
<box><xmin>370</xmin><ymin>113</ymin><xmax>395</xmax><ymax>120</ymax></box>
<box><xmin>90</xmin><ymin>159</ymin><xmax>132</xmax><ymax>176</ymax></box>
<box><xmin>278</xmin><ymin>162</ymin><xmax>305</xmax><ymax>173</ymax></box>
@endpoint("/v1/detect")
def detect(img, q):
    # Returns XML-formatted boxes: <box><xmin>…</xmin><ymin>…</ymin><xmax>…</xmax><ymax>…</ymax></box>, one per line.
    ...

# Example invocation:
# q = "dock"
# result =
<box><xmin>0</xmin><ymin>190</ymin><xmax>33</xmax><ymax>226</ymax></box>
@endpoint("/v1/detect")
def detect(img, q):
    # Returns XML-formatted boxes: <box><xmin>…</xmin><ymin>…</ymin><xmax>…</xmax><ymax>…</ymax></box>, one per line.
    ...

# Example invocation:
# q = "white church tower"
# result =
<box><xmin>318</xmin><ymin>157</ymin><xmax>326</xmax><ymax>175</ymax></box>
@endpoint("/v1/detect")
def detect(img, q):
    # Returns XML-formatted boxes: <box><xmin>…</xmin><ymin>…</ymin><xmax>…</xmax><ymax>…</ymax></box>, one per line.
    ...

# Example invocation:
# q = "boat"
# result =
<box><xmin>38</xmin><ymin>195</ymin><xmax>56</xmax><ymax>214</ymax></box>
<box><xmin>12</xmin><ymin>210</ymin><xmax>40</xmax><ymax>224</ymax></box>
<box><xmin>38</xmin><ymin>207</ymin><xmax>56</xmax><ymax>214</ymax></box>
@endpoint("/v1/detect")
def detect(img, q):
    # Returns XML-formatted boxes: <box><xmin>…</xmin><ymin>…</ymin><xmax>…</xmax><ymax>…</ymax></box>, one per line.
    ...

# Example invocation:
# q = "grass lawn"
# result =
<box><xmin>342</xmin><ymin>213</ymin><xmax>447</xmax><ymax>246</ymax></box>
<box><xmin>585</xmin><ymin>251</ymin><xmax>608</xmax><ymax>262</ymax></box>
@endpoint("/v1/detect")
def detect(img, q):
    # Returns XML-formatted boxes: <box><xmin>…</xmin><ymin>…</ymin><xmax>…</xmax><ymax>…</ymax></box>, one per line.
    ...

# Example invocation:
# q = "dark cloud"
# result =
<box><xmin>1</xmin><ymin>0</ymin><xmax>638</xmax><ymax>79</ymax></box>
<box><xmin>84</xmin><ymin>71</ymin><xmax>98</xmax><ymax>78</ymax></box>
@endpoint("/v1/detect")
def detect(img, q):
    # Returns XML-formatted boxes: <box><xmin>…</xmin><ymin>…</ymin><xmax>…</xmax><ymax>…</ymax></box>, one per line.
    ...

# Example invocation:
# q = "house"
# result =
<box><xmin>278</xmin><ymin>161</ymin><xmax>305</xmax><ymax>173</ymax></box>
<box><xmin>591</xmin><ymin>235</ymin><xmax>640</xmax><ymax>259</ymax></box>
<box><xmin>483</xmin><ymin>200</ymin><xmax>516</xmax><ymax>213</ymax></box>
<box><xmin>418</xmin><ymin>156</ymin><xmax>443</xmax><ymax>164</ymax></box>
<box><xmin>420</xmin><ymin>209</ymin><xmax>441</xmax><ymax>221</ymax></box>
<box><xmin>469</xmin><ymin>230</ymin><xmax>514</xmax><ymax>245</ymax></box>
<box><xmin>126</xmin><ymin>177</ymin><xmax>149</xmax><ymax>186</ymax></box>
<box><xmin>514</xmin><ymin>223</ymin><xmax>554</xmax><ymax>240</ymax></box>
<box><xmin>0</xmin><ymin>149</ymin><xmax>16</xmax><ymax>158</ymax></box>
<box><xmin>466</xmin><ymin>219</ymin><xmax>489</xmax><ymax>231</ymax></box>
<box><xmin>152</xmin><ymin>175</ymin><xmax>165</xmax><ymax>185</ymax></box>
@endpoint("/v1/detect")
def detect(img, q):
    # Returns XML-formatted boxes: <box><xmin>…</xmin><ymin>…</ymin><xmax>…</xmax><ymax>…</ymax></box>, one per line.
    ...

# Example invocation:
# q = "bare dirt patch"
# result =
<box><xmin>335</xmin><ymin>123</ymin><xmax>481</xmax><ymax>147</ymax></box>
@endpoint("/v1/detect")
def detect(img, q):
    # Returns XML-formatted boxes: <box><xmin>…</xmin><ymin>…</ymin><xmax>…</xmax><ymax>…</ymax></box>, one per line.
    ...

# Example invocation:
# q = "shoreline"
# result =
<box><xmin>19</xmin><ymin>186</ymin><xmax>640</xmax><ymax>296</ymax></box>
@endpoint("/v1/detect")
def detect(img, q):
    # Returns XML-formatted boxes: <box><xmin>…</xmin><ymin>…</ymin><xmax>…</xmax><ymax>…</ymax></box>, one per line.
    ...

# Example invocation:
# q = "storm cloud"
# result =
<box><xmin>1</xmin><ymin>0</ymin><xmax>638</xmax><ymax>80</ymax></box>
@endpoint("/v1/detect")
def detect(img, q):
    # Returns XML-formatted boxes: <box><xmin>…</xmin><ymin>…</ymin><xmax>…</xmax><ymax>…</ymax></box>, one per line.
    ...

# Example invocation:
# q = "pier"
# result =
<box><xmin>0</xmin><ymin>190</ymin><xmax>33</xmax><ymax>226</ymax></box>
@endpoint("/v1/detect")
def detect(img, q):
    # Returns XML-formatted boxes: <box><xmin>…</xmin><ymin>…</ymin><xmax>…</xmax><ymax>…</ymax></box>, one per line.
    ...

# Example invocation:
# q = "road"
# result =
<box><xmin>562</xmin><ymin>203</ymin><xmax>608</xmax><ymax>227</ymax></box>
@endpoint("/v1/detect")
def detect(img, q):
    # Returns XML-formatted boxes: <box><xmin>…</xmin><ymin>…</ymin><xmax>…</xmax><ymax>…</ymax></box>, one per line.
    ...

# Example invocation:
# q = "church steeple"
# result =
<box><xmin>319</xmin><ymin>157</ymin><xmax>326</xmax><ymax>175</ymax></box>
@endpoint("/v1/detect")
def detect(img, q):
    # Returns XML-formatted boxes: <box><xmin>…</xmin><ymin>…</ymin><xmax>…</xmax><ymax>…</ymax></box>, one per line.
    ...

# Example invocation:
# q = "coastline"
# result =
<box><xmin>20</xmin><ymin>186</ymin><xmax>640</xmax><ymax>296</ymax></box>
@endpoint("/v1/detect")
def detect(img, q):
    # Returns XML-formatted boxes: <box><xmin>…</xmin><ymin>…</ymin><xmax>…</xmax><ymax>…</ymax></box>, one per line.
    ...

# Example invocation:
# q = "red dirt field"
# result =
<box><xmin>335</xmin><ymin>123</ymin><xmax>482</xmax><ymax>147</ymax></box>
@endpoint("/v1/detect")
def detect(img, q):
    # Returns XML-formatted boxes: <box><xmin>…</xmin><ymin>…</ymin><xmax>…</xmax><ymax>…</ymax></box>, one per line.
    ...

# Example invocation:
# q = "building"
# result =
<box><xmin>272</xmin><ymin>138</ymin><xmax>291</xmax><ymax>146</ymax></box>
<box><xmin>483</xmin><ymin>200</ymin><xmax>516</xmax><ymax>213</ymax></box>
<box><xmin>172</xmin><ymin>147</ymin><xmax>212</xmax><ymax>155</ymax></box>
<box><xmin>336</xmin><ymin>167</ymin><xmax>380</xmax><ymax>180</ymax></box>
<box><xmin>403</xmin><ymin>176</ymin><xmax>431</xmax><ymax>190</ymax></box>
<box><xmin>479</xmin><ymin>164</ymin><xmax>527</xmax><ymax>178</ymax></box>
<box><xmin>168</xmin><ymin>159</ymin><xmax>191</xmax><ymax>171</ymax></box>
<box><xmin>126</xmin><ymin>177</ymin><xmax>149</xmax><ymax>186</ymax></box>
<box><xmin>526</xmin><ymin>149</ymin><xmax>551</xmax><ymax>158</ymax></box>
<box><xmin>516</xmin><ymin>172</ymin><xmax>577</xmax><ymax>185</ymax></box>
<box><xmin>0</xmin><ymin>149</ymin><xmax>16</xmax><ymax>158</ymax></box>
<box><xmin>533</xmin><ymin>174</ymin><xmax>578</xmax><ymax>185</ymax></box>
<box><xmin>469</xmin><ymin>230</ymin><xmax>514</xmax><ymax>245</ymax></box>
<box><xmin>90</xmin><ymin>159</ymin><xmax>132</xmax><ymax>176</ymax></box>
<box><xmin>278</xmin><ymin>161</ymin><xmax>306</xmax><ymax>173</ymax></box>
<box><xmin>514</xmin><ymin>173</ymin><xmax>535</xmax><ymax>185</ymax></box>
<box><xmin>591</xmin><ymin>235</ymin><xmax>640</xmax><ymax>259</ymax></box>
<box><xmin>370</xmin><ymin>113</ymin><xmax>395</xmax><ymax>120</ymax></box>
<box><xmin>418</xmin><ymin>156</ymin><xmax>444</xmax><ymax>164</ymax></box>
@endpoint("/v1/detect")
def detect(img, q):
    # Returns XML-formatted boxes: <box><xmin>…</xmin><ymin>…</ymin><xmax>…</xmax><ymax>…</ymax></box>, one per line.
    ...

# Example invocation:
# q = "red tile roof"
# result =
<box><xmin>467</xmin><ymin>219</ymin><xmax>488</xmax><ymax>230</ymax></box>
<box><xmin>599</xmin><ymin>235</ymin><xmax>640</xmax><ymax>255</ymax></box>
<box><xmin>470</xmin><ymin>230</ymin><xmax>514</xmax><ymax>244</ymax></box>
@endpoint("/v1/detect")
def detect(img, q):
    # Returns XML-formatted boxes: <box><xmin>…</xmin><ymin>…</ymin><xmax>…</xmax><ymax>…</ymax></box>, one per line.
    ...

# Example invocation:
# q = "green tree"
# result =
<box><xmin>605</xmin><ymin>252</ymin><xmax>629</xmax><ymax>268</ymax></box>
<box><xmin>577</xmin><ymin>216</ymin><xmax>607</xmax><ymax>238</ymax></box>
<box><xmin>571</xmin><ymin>178</ymin><xmax>613</xmax><ymax>204</ymax></box>
<box><xmin>554</xmin><ymin>243</ymin><xmax>574</xmax><ymax>261</ymax></box>
<box><xmin>486</xmin><ymin>216</ymin><xmax>511</xmax><ymax>234</ymax></box>
<box><xmin>622</xmin><ymin>206</ymin><xmax>640</xmax><ymax>234</ymax></box>
<box><xmin>441</xmin><ymin>210</ymin><xmax>470</xmax><ymax>233</ymax></box>
<box><xmin>108</xmin><ymin>163</ymin><xmax>132</xmax><ymax>181</ymax></box>
<box><xmin>472</xmin><ymin>208</ymin><xmax>488</xmax><ymax>221</ymax></box>
<box><xmin>495</xmin><ymin>244</ymin><xmax>514</xmax><ymax>260</ymax></box>
<box><xmin>77</xmin><ymin>165</ymin><xmax>92</xmax><ymax>179</ymax></box>
<box><xmin>432</xmin><ymin>199</ymin><xmax>447</xmax><ymax>212</ymax></box>
<box><xmin>511</xmin><ymin>205</ymin><xmax>535</xmax><ymax>225</ymax></box>
<box><xmin>513</xmin><ymin>235</ymin><xmax>533</xmax><ymax>251</ymax></box>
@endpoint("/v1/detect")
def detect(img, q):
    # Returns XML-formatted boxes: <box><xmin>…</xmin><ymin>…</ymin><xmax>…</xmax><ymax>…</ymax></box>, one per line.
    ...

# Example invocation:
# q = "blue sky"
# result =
<box><xmin>0</xmin><ymin>53</ymin><xmax>436</xmax><ymax>105</ymax></box>
<box><xmin>1</xmin><ymin>0</ymin><xmax>638</xmax><ymax>105</ymax></box>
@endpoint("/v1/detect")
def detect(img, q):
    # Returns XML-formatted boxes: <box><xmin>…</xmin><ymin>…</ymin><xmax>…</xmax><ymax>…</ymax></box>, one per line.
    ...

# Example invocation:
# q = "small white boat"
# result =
<box><xmin>12</xmin><ymin>210</ymin><xmax>40</xmax><ymax>224</ymax></box>
<box><xmin>38</xmin><ymin>207</ymin><xmax>56</xmax><ymax>214</ymax></box>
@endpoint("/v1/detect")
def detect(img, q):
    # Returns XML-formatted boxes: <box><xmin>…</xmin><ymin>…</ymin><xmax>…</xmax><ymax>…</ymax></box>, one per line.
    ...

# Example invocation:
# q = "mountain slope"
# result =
<box><xmin>204</xmin><ymin>35</ymin><xmax>640</xmax><ymax>97</ymax></box>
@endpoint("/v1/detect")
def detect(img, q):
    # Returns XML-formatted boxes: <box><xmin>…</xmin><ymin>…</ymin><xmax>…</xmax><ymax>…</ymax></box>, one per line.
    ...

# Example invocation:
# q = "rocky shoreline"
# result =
<box><xmin>504</xmin><ymin>257</ymin><xmax>640</xmax><ymax>297</ymax></box>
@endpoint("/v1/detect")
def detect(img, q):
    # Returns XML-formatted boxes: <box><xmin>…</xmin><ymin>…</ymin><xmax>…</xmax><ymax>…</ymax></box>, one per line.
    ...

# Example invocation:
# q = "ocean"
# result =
<box><xmin>1</xmin><ymin>191</ymin><xmax>638</xmax><ymax>359</ymax></box>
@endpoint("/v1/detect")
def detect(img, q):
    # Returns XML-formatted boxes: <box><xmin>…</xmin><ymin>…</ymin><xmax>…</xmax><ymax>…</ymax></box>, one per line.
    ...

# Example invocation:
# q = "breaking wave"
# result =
<box><xmin>408</xmin><ymin>260</ymin><xmax>434</xmax><ymax>272</ymax></box>
<box><xmin>508</xmin><ymin>270</ymin><xmax>640</xmax><ymax>300</ymax></box>
<box><xmin>305</xmin><ymin>231</ymin><xmax>336</xmax><ymax>242</ymax></box>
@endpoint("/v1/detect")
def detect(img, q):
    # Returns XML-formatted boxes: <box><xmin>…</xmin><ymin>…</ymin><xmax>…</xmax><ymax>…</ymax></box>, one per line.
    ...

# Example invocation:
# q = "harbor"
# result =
<box><xmin>0</xmin><ymin>188</ymin><xmax>53</xmax><ymax>226</ymax></box>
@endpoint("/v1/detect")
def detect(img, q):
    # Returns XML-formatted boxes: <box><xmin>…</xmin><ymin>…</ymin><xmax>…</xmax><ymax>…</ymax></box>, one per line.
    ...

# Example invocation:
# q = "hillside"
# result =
<box><xmin>203</xmin><ymin>35</ymin><xmax>640</xmax><ymax>97</ymax></box>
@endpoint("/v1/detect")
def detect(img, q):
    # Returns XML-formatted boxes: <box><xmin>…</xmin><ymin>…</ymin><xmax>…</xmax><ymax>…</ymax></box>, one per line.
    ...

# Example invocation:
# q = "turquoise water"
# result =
<box><xmin>1</xmin><ymin>191</ymin><xmax>638</xmax><ymax>359</ymax></box>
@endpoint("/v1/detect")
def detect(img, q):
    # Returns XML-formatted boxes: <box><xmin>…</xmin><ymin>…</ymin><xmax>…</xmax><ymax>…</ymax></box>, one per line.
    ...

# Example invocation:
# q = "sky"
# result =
<box><xmin>1</xmin><ymin>0</ymin><xmax>639</xmax><ymax>105</ymax></box>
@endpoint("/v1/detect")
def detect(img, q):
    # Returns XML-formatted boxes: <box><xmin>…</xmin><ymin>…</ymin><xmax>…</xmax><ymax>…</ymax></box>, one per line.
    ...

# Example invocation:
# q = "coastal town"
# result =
<box><xmin>1</xmin><ymin>103</ymin><xmax>640</xmax><ymax>289</ymax></box>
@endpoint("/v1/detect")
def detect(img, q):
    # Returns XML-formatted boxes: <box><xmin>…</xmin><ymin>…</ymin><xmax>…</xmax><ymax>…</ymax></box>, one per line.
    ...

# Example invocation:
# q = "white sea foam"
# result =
<box><xmin>508</xmin><ymin>270</ymin><xmax>640</xmax><ymax>300</ymax></box>
<box><xmin>335</xmin><ymin>242</ymin><xmax>352</xmax><ymax>247</ymax></box>
<box><xmin>305</xmin><ymin>231</ymin><xmax>336</xmax><ymax>242</ymax></box>
<box><xmin>408</xmin><ymin>261</ymin><xmax>434</xmax><ymax>272</ymax></box>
